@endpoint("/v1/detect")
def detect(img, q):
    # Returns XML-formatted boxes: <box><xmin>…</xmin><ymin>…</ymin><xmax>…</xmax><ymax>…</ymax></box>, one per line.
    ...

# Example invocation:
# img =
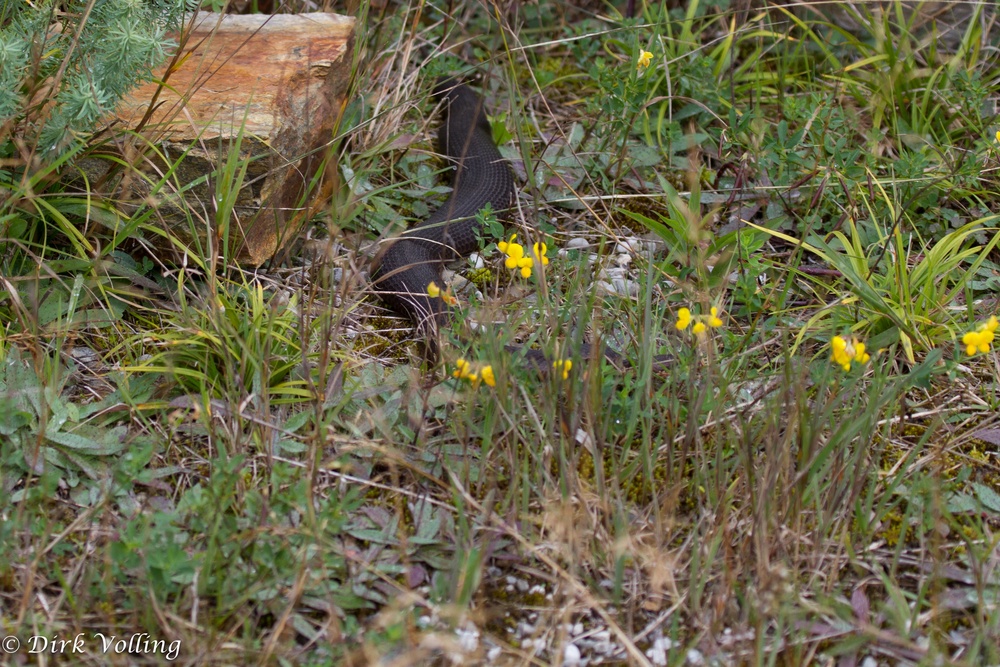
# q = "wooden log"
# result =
<box><xmin>104</xmin><ymin>11</ymin><xmax>355</xmax><ymax>265</ymax></box>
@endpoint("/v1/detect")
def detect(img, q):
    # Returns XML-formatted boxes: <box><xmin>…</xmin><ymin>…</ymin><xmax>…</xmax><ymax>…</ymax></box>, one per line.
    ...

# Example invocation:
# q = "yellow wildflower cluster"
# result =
<box><xmin>637</xmin><ymin>50</ymin><xmax>653</xmax><ymax>71</ymax></box>
<box><xmin>552</xmin><ymin>359</ymin><xmax>572</xmax><ymax>380</ymax></box>
<box><xmin>961</xmin><ymin>315</ymin><xmax>998</xmax><ymax>356</ymax></box>
<box><xmin>453</xmin><ymin>358</ymin><xmax>496</xmax><ymax>387</ymax></box>
<box><xmin>426</xmin><ymin>281</ymin><xmax>458</xmax><ymax>306</ymax></box>
<box><xmin>497</xmin><ymin>235</ymin><xmax>548</xmax><ymax>279</ymax></box>
<box><xmin>830</xmin><ymin>335</ymin><xmax>870</xmax><ymax>372</ymax></box>
<box><xmin>675</xmin><ymin>306</ymin><xmax>724</xmax><ymax>334</ymax></box>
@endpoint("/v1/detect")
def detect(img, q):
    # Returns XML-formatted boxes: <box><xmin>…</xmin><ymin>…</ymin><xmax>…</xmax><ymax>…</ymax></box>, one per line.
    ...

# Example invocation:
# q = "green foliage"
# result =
<box><xmin>2</xmin><ymin>0</ymin><xmax>1000</xmax><ymax>663</ymax></box>
<box><xmin>0</xmin><ymin>0</ymin><xmax>191</xmax><ymax>158</ymax></box>
<box><xmin>131</xmin><ymin>277</ymin><xmax>311</xmax><ymax>403</ymax></box>
<box><xmin>0</xmin><ymin>346</ymin><xmax>156</xmax><ymax>486</ymax></box>
<box><xmin>751</xmin><ymin>214</ymin><xmax>1000</xmax><ymax>359</ymax></box>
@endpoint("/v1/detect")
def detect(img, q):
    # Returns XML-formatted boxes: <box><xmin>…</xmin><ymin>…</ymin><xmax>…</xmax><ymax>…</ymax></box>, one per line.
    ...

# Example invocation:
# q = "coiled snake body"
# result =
<box><xmin>371</xmin><ymin>80</ymin><xmax>515</xmax><ymax>335</ymax></box>
<box><xmin>371</xmin><ymin>80</ymin><xmax>653</xmax><ymax>370</ymax></box>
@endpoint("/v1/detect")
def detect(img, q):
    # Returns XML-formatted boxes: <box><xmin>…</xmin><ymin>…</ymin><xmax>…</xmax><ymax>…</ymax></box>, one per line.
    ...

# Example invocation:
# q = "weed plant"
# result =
<box><xmin>2</xmin><ymin>0</ymin><xmax>1000</xmax><ymax>665</ymax></box>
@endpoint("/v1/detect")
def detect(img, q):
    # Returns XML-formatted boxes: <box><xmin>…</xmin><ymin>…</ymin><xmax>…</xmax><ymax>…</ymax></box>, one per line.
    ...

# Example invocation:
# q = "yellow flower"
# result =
<box><xmin>427</xmin><ymin>280</ymin><xmax>458</xmax><ymax>305</ymax></box>
<box><xmin>453</xmin><ymin>358</ymin><xmax>496</xmax><ymax>388</ymax></box>
<box><xmin>637</xmin><ymin>50</ymin><xmax>653</xmax><ymax>70</ymax></box>
<box><xmin>831</xmin><ymin>335</ymin><xmax>870</xmax><ymax>372</ymax></box>
<box><xmin>453</xmin><ymin>358</ymin><xmax>472</xmax><ymax>379</ymax></box>
<box><xmin>961</xmin><ymin>316</ymin><xmax>997</xmax><ymax>355</ymax></box>
<box><xmin>504</xmin><ymin>242</ymin><xmax>525</xmax><ymax>269</ymax></box>
<box><xmin>533</xmin><ymin>242</ymin><xmax>549</xmax><ymax>266</ymax></box>
<box><xmin>498</xmin><ymin>234</ymin><xmax>551</xmax><ymax>279</ymax></box>
<box><xmin>676</xmin><ymin>305</ymin><xmax>725</xmax><ymax>334</ymax></box>
<box><xmin>675</xmin><ymin>307</ymin><xmax>691</xmax><ymax>331</ymax></box>
<box><xmin>995</xmin><ymin>130</ymin><xmax>1000</xmax><ymax>144</ymax></box>
<box><xmin>497</xmin><ymin>234</ymin><xmax>515</xmax><ymax>254</ymax></box>
<box><xmin>553</xmin><ymin>359</ymin><xmax>572</xmax><ymax>380</ymax></box>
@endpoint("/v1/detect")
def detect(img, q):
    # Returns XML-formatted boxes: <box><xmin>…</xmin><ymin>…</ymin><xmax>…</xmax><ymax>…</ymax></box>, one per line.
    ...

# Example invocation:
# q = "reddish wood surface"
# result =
<box><xmin>114</xmin><ymin>12</ymin><xmax>355</xmax><ymax>264</ymax></box>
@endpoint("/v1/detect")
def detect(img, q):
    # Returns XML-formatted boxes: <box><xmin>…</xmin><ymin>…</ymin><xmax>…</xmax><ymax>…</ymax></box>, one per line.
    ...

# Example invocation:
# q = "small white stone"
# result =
<box><xmin>645</xmin><ymin>636</ymin><xmax>674</xmax><ymax>666</ymax></box>
<box><xmin>611</xmin><ymin>278</ymin><xmax>639</xmax><ymax>296</ymax></box>
<box><xmin>601</xmin><ymin>266</ymin><xmax>627</xmax><ymax>279</ymax></box>
<box><xmin>468</xmin><ymin>252</ymin><xmax>486</xmax><ymax>269</ymax></box>
<box><xmin>457</xmin><ymin>625</ymin><xmax>479</xmax><ymax>652</ymax></box>
<box><xmin>565</xmin><ymin>237</ymin><xmax>590</xmax><ymax>249</ymax></box>
<box><xmin>686</xmin><ymin>648</ymin><xmax>704</xmax><ymax>665</ymax></box>
<box><xmin>572</xmin><ymin>622</ymin><xmax>584</xmax><ymax>636</ymax></box>
<box><xmin>487</xmin><ymin>645</ymin><xmax>502</xmax><ymax>661</ymax></box>
<box><xmin>563</xmin><ymin>643</ymin><xmax>582</xmax><ymax>666</ymax></box>
<box><xmin>588</xmin><ymin>253</ymin><xmax>600</xmax><ymax>264</ymax></box>
<box><xmin>615</xmin><ymin>242</ymin><xmax>632</xmax><ymax>255</ymax></box>
<box><xmin>615</xmin><ymin>253</ymin><xmax>632</xmax><ymax>266</ymax></box>
<box><xmin>594</xmin><ymin>640</ymin><xmax>614</xmax><ymax>655</ymax></box>
<box><xmin>859</xmin><ymin>658</ymin><xmax>877</xmax><ymax>667</ymax></box>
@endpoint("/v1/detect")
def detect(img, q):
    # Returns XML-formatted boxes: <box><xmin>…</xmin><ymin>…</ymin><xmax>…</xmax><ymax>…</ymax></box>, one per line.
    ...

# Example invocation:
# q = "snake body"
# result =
<box><xmin>371</xmin><ymin>80</ymin><xmax>515</xmax><ymax>333</ymax></box>
<box><xmin>371</xmin><ymin>81</ymin><xmax>658</xmax><ymax>370</ymax></box>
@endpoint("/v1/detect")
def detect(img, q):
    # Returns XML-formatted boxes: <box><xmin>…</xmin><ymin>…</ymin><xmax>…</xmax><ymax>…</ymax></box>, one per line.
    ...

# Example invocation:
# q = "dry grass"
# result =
<box><xmin>2</xmin><ymin>1</ymin><xmax>1000</xmax><ymax>666</ymax></box>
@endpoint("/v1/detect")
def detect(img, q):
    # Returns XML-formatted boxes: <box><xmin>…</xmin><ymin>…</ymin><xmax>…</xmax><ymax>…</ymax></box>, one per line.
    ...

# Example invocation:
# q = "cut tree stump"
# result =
<box><xmin>103</xmin><ymin>11</ymin><xmax>355</xmax><ymax>265</ymax></box>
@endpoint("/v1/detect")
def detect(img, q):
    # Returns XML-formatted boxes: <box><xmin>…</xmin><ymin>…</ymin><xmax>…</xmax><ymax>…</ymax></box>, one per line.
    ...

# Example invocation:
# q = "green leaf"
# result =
<box><xmin>972</xmin><ymin>483</ymin><xmax>1000</xmax><ymax>514</ymax></box>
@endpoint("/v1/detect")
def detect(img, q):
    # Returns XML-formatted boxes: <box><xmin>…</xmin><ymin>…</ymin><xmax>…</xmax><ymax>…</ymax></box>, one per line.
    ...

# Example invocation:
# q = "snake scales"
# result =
<box><xmin>371</xmin><ymin>79</ymin><xmax>515</xmax><ymax>334</ymax></box>
<box><xmin>371</xmin><ymin>80</ymin><xmax>658</xmax><ymax>370</ymax></box>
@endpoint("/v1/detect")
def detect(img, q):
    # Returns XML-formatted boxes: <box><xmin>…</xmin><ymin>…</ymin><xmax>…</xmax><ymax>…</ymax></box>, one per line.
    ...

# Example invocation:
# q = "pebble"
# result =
<box><xmin>646</xmin><ymin>637</ymin><xmax>674</xmax><ymax>666</ymax></box>
<box><xmin>593</xmin><ymin>639</ymin><xmax>616</xmax><ymax>655</ymax></box>
<box><xmin>597</xmin><ymin>279</ymin><xmax>639</xmax><ymax>297</ymax></box>
<box><xmin>687</xmin><ymin>648</ymin><xmax>705</xmax><ymax>665</ymax></box>
<box><xmin>563</xmin><ymin>643</ymin><xmax>582</xmax><ymax>666</ymax></box>
<box><xmin>615</xmin><ymin>238</ymin><xmax>641</xmax><ymax>254</ymax></box>
<box><xmin>468</xmin><ymin>252</ymin><xmax>486</xmax><ymax>269</ymax></box>
<box><xmin>615</xmin><ymin>253</ymin><xmax>632</xmax><ymax>266</ymax></box>
<box><xmin>600</xmin><ymin>266</ymin><xmax>627</xmax><ymax>280</ymax></box>
<box><xmin>457</xmin><ymin>625</ymin><xmax>479</xmax><ymax>652</ymax></box>
<box><xmin>564</xmin><ymin>237</ymin><xmax>590</xmax><ymax>250</ymax></box>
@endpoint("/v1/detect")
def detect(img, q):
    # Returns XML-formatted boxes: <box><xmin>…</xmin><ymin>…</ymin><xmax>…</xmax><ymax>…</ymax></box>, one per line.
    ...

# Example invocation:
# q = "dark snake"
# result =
<box><xmin>371</xmin><ymin>79</ymin><xmax>514</xmax><ymax>337</ymax></box>
<box><xmin>372</xmin><ymin>80</ymin><xmax>665</xmax><ymax>370</ymax></box>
